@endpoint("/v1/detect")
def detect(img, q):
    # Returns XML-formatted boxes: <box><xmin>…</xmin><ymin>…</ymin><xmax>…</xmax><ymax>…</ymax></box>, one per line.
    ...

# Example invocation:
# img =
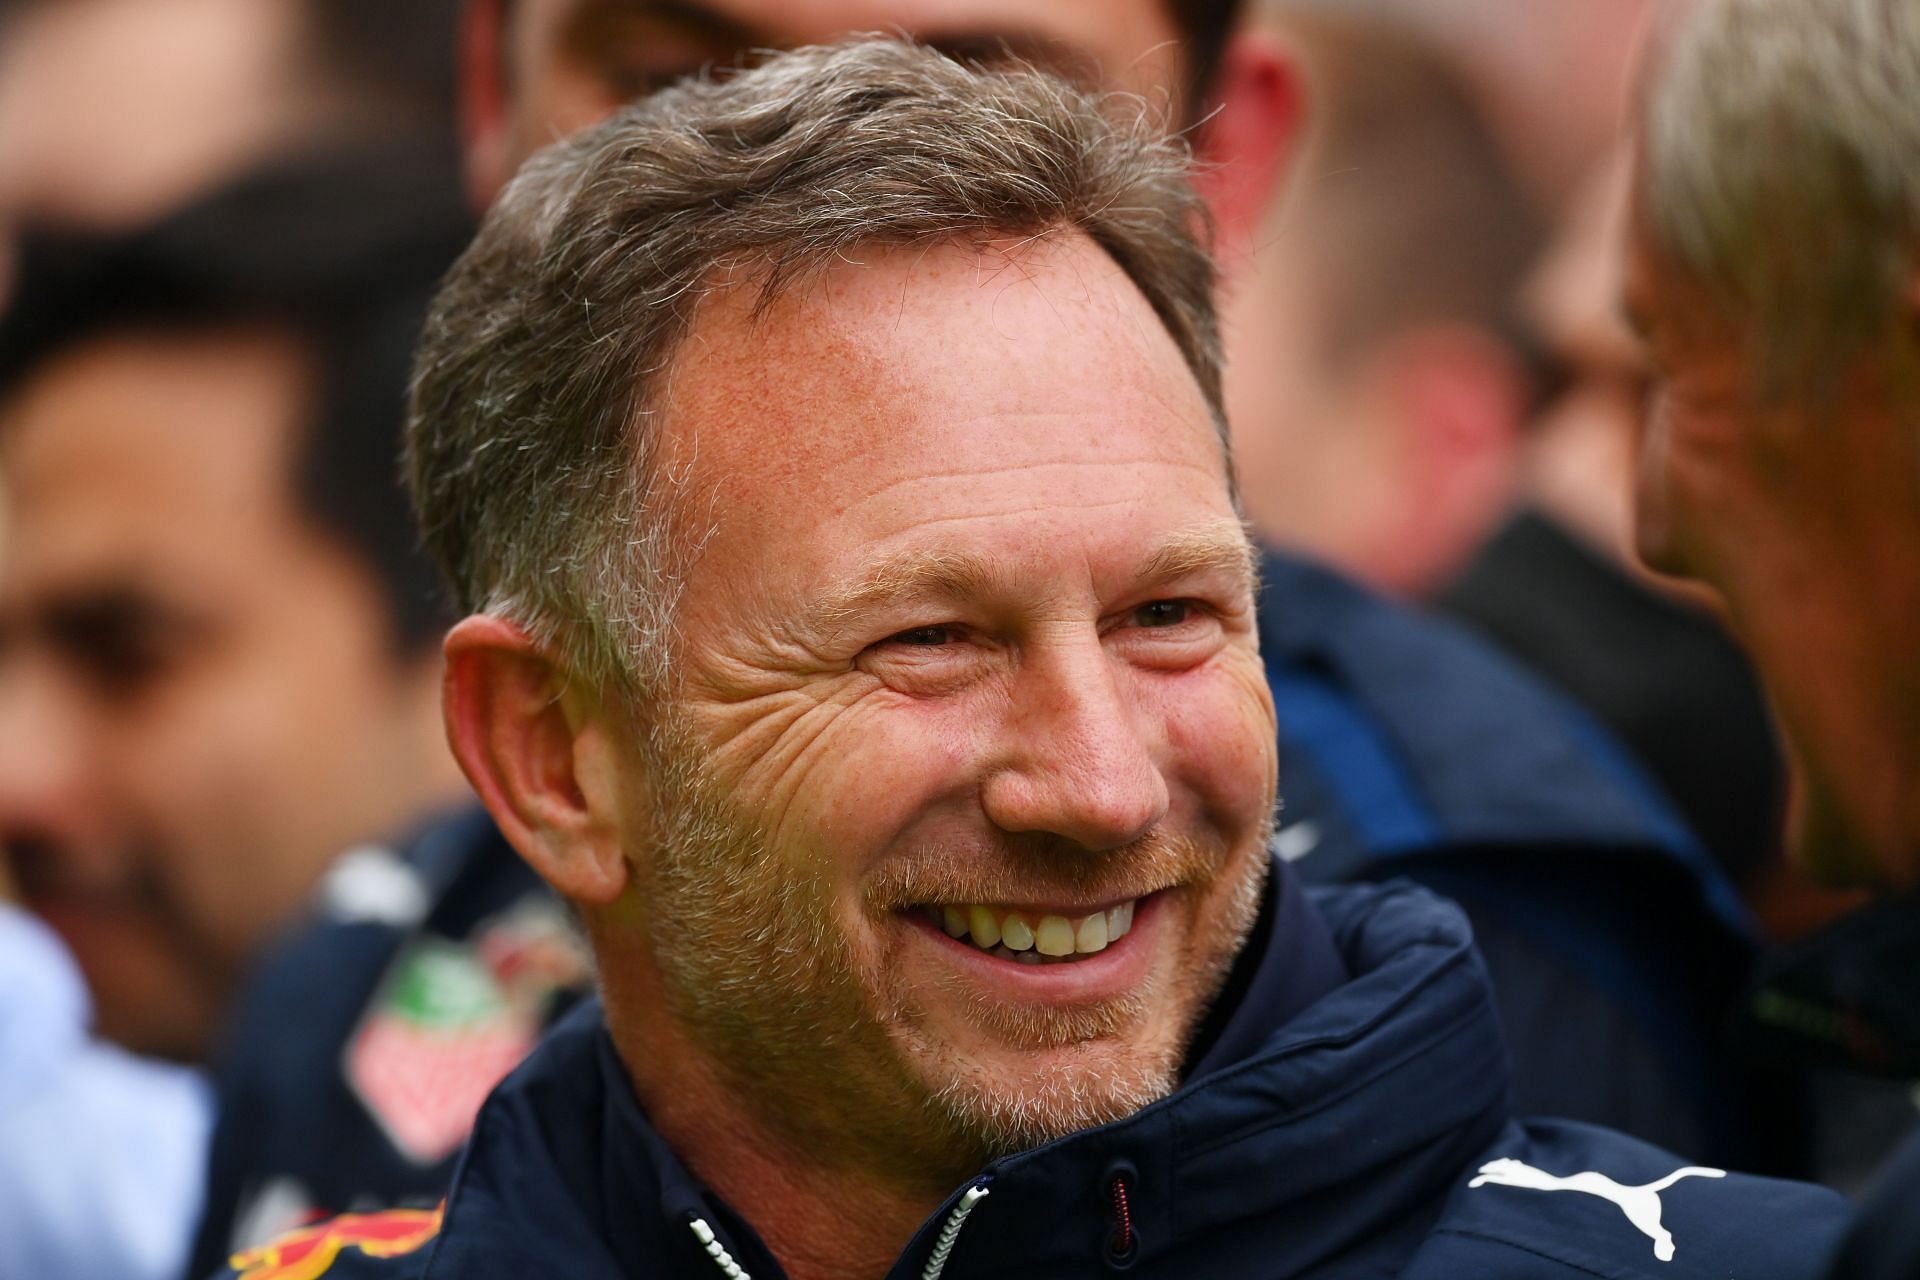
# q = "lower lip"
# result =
<box><xmin>901</xmin><ymin>892</ymin><xmax>1167</xmax><ymax>1002</ymax></box>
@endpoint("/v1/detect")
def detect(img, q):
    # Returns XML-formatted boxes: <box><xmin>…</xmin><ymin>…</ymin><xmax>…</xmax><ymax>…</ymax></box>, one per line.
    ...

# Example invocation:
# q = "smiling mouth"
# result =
<box><xmin>914</xmin><ymin>899</ymin><xmax>1140</xmax><ymax>965</ymax></box>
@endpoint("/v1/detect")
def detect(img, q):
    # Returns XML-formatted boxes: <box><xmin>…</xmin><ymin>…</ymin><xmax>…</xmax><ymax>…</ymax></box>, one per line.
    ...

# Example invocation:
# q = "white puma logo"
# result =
<box><xmin>1468</xmin><ymin>1157</ymin><xmax>1728</xmax><ymax>1262</ymax></box>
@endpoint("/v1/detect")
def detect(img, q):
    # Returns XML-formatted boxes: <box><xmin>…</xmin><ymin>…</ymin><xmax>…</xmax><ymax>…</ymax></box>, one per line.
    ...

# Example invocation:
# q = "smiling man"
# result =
<box><xmin>221</xmin><ymin>40</ymin><xmax>1853</xmax><ymax>1280</ymax></box>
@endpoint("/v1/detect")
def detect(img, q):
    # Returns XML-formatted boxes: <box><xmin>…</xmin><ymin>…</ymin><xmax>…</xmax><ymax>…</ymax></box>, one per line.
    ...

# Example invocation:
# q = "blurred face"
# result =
<box><xmin>480</xmin><ymin>0</ymin><xmax>1184</xmax><ymax>193</ymax></box>
<box><xmin>0</xmin><ymin>330</ymin><xmax>450</xmax><ymax>1059</ymax></box>
<box><xmin>599</xmin><ymin>235</ymin><xmax>1275</xmax><ymax>1180</ymax></box>
<box><xmin>1626</xmin><ymin>223</ymin><xmax>1920</xmax><ymax>887</ymax></box>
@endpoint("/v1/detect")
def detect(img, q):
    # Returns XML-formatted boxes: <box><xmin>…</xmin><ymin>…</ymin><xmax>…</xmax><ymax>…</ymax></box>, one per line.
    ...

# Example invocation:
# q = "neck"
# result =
<box><xmin>595</xmin><ymin>937</ymin><xmax>952</xmax><ymax>1280</ymax></box>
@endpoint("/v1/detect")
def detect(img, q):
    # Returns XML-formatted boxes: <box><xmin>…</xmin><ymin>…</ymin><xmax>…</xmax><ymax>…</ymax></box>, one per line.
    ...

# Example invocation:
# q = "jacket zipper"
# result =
<box><xmin>688</xmin><ymin>1216</ymin><xmax>751</xmax><ymax>1279</ymax></box>
<box><xmin>920</xmin><ymin>1181</ymin><xmax>992</xmax><ymax>1280</ymax></box>
<box><xmin>1108</xmin><ymin>1175</ymin><xmax>1134</xmax><ymax>1259</ymax></box>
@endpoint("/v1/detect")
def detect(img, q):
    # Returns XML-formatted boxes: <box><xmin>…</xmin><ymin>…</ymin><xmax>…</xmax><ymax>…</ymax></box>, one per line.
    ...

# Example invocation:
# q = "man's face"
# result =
<box><xmin>598</xmin><ymin>235</ymin><xmax>1274</xmax><ymax>1178</ymax></box>
<box><xmin>0</xmin><ymin>330</ymin><xmax>448</xmax><ymax>1059</ymax></box>
<box><xmin>483</xmin><ymin>0</ymin><xmax>1184</xmax><ymax>192</ymax></box>
<box><xmin>1625</xmin><ymin>220</ymin><xmax>1920</xmax><ymax>887</ymax></box>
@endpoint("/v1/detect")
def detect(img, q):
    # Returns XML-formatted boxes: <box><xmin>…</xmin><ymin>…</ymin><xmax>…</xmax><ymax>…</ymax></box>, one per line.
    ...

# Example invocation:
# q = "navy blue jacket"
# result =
<box><xmin>215</xmin><ymin>878</ymin><xmax>1849</xmax><ymax>1280</ymax></box>
<box><xmin>1259</xmin><ymin>552</ymin><xmax>1770</xmax><ymax>1168</ymax></box>
<box><xmin>1825</xmin><ymin>1132</ymin><xmax>1920</xmax><ymax>1279</ymax></box>
<box><xmin>188</xmin><ymin>810</ymin><xmax>589</xmax><ymax>1280</ymax></box>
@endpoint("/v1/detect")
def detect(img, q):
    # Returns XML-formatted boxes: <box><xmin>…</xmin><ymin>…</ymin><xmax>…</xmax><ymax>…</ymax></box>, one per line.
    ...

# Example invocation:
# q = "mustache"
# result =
<box><xmin>862</xmin><ymin>827</ymin><xmax>1226</xmax><ymax>911</ymax></box>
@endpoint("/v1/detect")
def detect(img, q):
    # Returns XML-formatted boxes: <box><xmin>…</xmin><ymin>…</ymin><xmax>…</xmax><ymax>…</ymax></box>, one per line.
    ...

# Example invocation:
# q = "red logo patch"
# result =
<box><xmin>229</xmin><ymin>1206</ymin><xmax>443</xmax><ymax>1280</ymax></box>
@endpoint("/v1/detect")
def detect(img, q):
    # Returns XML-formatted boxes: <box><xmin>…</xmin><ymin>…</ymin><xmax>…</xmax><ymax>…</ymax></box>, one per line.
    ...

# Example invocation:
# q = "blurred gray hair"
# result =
<box><xmin>407</xmin><ymin>38</ymin><xmax>1222</xmax><ymax>696</ymax></box>
<box><xmin>1640</xmin><ymin>0</ymin><xmax>1920</xmax><ymax>390</ymax></box>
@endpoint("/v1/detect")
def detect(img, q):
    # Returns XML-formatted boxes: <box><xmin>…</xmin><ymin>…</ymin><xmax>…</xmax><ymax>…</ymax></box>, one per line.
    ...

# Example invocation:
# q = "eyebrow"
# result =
<box><xmin>806</xmin><ymin>520</ymin><xmax>1257</xmax><ymax>634</ymax></box>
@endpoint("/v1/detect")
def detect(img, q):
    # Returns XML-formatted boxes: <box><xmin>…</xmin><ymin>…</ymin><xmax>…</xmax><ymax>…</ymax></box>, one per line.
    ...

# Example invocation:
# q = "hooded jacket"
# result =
<box><xmin>215</xmin><ymin>877</ymin><xmax>1850</xmax><ymax>1280</ymax></box>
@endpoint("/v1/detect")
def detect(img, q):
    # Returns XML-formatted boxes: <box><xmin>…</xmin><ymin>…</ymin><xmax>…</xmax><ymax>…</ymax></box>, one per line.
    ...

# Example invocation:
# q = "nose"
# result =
<box><xmin>979</xmin><ymin>640</ymin><xmax>1170</xmax><ymax>851</ymax></box>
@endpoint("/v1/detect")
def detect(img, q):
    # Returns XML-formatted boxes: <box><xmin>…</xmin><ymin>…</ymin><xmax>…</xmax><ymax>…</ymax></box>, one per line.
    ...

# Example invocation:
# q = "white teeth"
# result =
<box><xmin>1034</xmin><ymin>915</ymin><xmax>1075</xmax><ymax>956</ymax></box>
<box><xmin>1075</xmin><ymin>912</ymin><xmax>1108</xmax><ymax>954</ymax></box>
<box><xmin>1000</xmin><ymin>916</ymin><xmax>1035</xmax><ymax>952</ymax></box>
<box><xmin>926</xmin><ymin>897</ymin><xmax>1142</xmax><ymax>961</ymax></box>
<box><xmin>968</xmin><ymin>905</ymin><xmax>1001</xmax><ymax>949</ymax></box>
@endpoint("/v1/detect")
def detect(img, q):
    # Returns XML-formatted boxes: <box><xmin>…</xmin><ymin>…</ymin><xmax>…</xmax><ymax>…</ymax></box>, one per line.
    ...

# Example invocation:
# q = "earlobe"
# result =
<box><xmin>443</xmin><ymin>615</ymin><xmax>632</xmax><ymax>905</ymax></box>
<box><xmin>1187</xmin><ymin>30</ymin><xmax>1305</xmax><ymax>263</ymax></box>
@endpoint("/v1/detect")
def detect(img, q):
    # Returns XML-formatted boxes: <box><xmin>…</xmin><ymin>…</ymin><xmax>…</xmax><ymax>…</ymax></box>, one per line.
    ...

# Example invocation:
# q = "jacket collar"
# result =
<box><xmin>441</xmin><ymin>870</ymin><xmax>1510</xmax><ymax>1279</ymax></box>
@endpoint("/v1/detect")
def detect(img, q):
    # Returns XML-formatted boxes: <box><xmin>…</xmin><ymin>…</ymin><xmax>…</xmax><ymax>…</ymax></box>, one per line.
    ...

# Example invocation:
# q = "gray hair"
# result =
<box><xmin>406</xmin><ymin>38</ymin><xmax>1222</xmax><ymax>694</ymax></box>
<box><xmin>1639</xmin><ymin>0</ymin><xmax>1920</xmax><ymax>389</ymax></box>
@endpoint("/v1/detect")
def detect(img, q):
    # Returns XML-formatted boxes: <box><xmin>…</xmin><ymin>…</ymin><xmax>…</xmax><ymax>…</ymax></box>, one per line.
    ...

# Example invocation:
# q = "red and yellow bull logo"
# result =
<box><xmin>229</xmin><ymin>1205</ymin><xmax>443</xmax><ymax>1280</ymax></box>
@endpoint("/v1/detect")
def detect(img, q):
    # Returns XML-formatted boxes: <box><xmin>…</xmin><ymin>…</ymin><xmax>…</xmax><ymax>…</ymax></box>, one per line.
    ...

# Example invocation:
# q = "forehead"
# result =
<box><xmin>520</xmin><ymin>0</ymin><xmax>1184</xmax><ymax>94</ymax></box>
<box><xmin>656</xmin><ymin>234</ymin><xmax>1228</xmax><ymax>574</ymax></box>
<box><xmin>0</xmin><ymin>330</ymin><xmax>311</xmax><ymax>596</ymax></box>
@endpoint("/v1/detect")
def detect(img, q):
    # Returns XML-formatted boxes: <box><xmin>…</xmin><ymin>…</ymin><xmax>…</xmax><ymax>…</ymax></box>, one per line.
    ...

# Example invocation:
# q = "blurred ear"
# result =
<box><xmin>458</xmin><ymin>0</ymin><xmax>515</xmax><ymax>211</ymax></box>
<box><xmin>1188</xmin><ymin>29</ymin><xmax>1305</xmax><ymax>262</ymax></box>
<box><xmin>1373</xmin><ymin>324</ymin><xmax>1527</xmax><ymax>591</ymax></box>
<box><xmin>1389</xmin><ymin>325</ymin><xmax>1528</xmax><ymax>469</ymax></box>
<box><xmin>443</xmin><ymin>615</ymin><xmax>631</xmax><ymax>905</ymax></box>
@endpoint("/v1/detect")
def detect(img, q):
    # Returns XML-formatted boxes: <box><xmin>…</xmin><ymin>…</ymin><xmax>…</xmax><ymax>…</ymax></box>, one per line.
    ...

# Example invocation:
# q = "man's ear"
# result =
<box><xmin>1372</xmin><ymin>324</ymin><xmax>1528</xmax><ymax>593</ymax></box>
<box><xmin>1187</xmin><ymin>29</ymin><xmax>1305</xmax><ymax>263</ymax></box>
<box><xmin>442</xmin><ymin>615</ymin><xmax>631</xmax><ymax>905</ymax></box>
<box><xmin>458</xmin><ymin>0</ymin><xmax>516</xmax><ymax>211</ymax></box>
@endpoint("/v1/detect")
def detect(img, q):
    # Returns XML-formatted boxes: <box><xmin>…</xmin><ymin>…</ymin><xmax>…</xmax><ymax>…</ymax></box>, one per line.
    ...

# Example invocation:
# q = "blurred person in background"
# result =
<box><xmin>1435</xmin><ymin>157</ymin><xmax>1805</xmax><ymax>923</ymax></box>
<box><xmin>0</xmin><ymin>0</ymin><xmax>460</xmax><ymax>309</ymax></box>
<box><xmin>1270</xmin><ymin>0</ymin><xmax>1656</xmax><ymax>217</ymax></box>
<box><xmin>0</xmin><ymin>729</ymin><xmax>209</xmax><ymax>1280</ymax></box>
<box><xmin>1629</xmin><ymin>0</ymin><xmax>1920</xmax><ymax>1258</ymax></box>
<box><xmin>455</xmin><ymin>0</ymin><xmax>1768</xmax><ymax>1169</ymax></box>
<box><xmin>1218</xmin><ymin>9</ymin><xmax>1543</xmax><ymax>598</ymax></box>
<box><xmin>0</xmin><ymin>150</ymin><xmax>584</xmax><ymax>1280</ymax></box>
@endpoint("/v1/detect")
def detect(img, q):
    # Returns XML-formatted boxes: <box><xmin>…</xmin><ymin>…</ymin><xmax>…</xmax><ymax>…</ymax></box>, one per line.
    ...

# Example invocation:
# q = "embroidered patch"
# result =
<box><xmin>229</xmin><ymin>1205</ymin><xmax>442</xmax><ymax>1280</ymax></box>
<box><xmin>1468</xmin><ymin>1157</ymin><xmax>1727</xmax><ymax>1262</ymax></box>
<box><xmin>344</xmin><ymin>897</ymin><xmax>590</xmax><ymax>1163</ymax></box>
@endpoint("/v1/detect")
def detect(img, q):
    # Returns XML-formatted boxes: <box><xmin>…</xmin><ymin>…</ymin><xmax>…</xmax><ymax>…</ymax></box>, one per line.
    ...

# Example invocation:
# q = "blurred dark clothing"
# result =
<box><xmin>1260</xmin><ymin>550</ymin><xmax>1783</xmax><ymax>1171</ymax></box>
<box><xmin>186</xmin><ymin>809</ymin><xmax>590</xmax><ymax>1280</ymax></box>
<box><xmin>1826</xmin><ymin>1131</ymin><xmax>1920</xmax><ymax>1280</ymax></box>
<box><xmin>1437</xmin><ymin>508</ymin><xmax>1787</xmax><ymax>889</ymax></box>
<box><xmin>1734</xmin><ymin>887</ymin><xmax>1920</xmax><ymax>1192</ymax></box>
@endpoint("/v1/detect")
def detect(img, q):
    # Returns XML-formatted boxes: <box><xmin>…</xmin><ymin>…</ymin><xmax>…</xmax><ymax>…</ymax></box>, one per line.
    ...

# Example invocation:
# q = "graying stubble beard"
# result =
<box><xmin>639</xmin><ymin>712</ymin><xmax>1274</xmax><ymax>1177</ymax></box>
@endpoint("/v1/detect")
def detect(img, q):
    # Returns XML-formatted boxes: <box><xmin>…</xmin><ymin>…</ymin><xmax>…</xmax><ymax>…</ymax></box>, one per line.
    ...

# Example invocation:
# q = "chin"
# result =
<box><xmin>909</xmin><ymin>1027</ymin><xmax>1186</xmax><ymax>1159</ymax></box>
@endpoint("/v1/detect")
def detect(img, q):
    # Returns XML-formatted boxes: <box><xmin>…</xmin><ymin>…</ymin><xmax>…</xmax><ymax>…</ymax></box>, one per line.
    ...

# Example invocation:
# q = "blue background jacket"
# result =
<box><xmin>214</xmin><ymin>877</ymin><xmax>1850</xmax><ymax>1280</ymax></box>
<box><xmin>1259</xmin><ymin>552</ymin><xmax>1774</xmax><ymax>1170</ymax></box>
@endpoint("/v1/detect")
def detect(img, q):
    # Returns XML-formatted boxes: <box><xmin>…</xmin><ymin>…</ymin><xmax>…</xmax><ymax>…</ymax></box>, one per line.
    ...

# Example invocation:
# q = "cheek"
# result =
<box><xmin>1153</xmin><ymin>656</ymin><xmax>1277</xmax><ymax>838</ymax></box>
<box><xmin>716</xmin><ymin>693</ymin><xmax>979</xmax><ymax>880</ymax></box>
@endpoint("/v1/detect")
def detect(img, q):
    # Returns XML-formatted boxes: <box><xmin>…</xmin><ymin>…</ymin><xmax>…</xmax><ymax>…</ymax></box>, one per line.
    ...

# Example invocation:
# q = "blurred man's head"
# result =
<box><xmin>0</xmin><ymin>0</ymin><xmax>461</xmax><ymax>310</ymax></box>
<box><xmin>1269</xmin><ymin>0</ymin><xmax>1656</xmax><ymax>214</ymax></box>
<box><xmin>417</xmin><ymin>43</ymin><xmax>1273</xmax><ymax>1223</ymax></box>
<box><xmin>0</xmin><ymin>155</ymin><xmax>476</xmax><ymax>1059</ymax></box>
<box><xmin>1630</xmin><ymin>0</ymin><xmax>1920</xmax><ymax>888</ymax></box>
<box><xmin>458</xmin><ymin>0</ymin><xmax>1297</xmax><ymax>242</ymax></box>
<box><xmin>1220</xmin><ymin>12</ymin><xmax>1541</xmax><ymax>594</ymax></box>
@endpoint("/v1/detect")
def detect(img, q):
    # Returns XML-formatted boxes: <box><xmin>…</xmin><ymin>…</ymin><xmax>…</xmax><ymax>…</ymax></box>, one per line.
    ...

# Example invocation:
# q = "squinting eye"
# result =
<box><xmin>889</xmin><ymin>625</ymin><xmax>953</xmax><ymax>646</ymax></box>
<box><xmin>1134</xmin><ymin>601</ymin><xmax>1192</xmax><ymax>628</ymax></box>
